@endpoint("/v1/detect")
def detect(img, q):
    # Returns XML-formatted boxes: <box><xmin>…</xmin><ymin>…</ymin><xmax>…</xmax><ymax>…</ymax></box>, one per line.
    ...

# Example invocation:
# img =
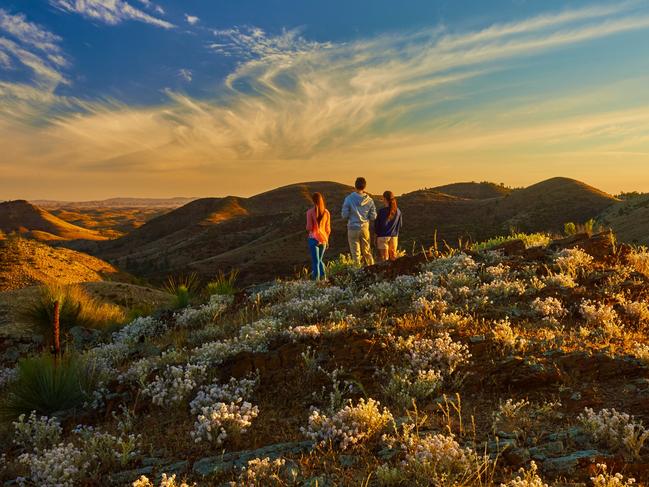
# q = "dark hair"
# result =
<box><xmin>383</xmin><ymin>190</ymin><xmax>398</xmax><ymax>221</ymax></box>
<box><xmin>355</xmin><ymin>177</ymin><xmax>367</xmax><ymax>191</ymax></box>
<box><xmin>312</xmin><ymin>192</ymin><xmax>326</xmax><ymax>223</ymax></box>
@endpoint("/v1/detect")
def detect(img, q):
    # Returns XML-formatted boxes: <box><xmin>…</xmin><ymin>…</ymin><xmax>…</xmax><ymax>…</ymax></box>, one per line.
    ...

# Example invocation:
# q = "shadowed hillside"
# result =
<box><xmin>79</xmin><ymin>178</ymin><xmax>617</xmax><ymax>284</ymax></box>
<box><xmin>0</xmin><ymin>200</ymin><xmax>106</xmax><ymax>241</ymax></box>
<box><xmin>597</xmin><ymin>193</ymin><xmax>649</xmax><ymax>246</ymax></box>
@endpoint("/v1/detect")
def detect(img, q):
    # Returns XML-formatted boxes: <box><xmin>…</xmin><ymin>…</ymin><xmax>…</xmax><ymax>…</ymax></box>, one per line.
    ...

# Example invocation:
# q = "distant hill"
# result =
<box><xmin>78</xmin><ymin>177</ymin><xmax>617</xmax><ymax>284</ymax></box>
<box><xmin>33</xmin><ymin>197</ymin><xmax>197</xmax><ymax>208</ymax></box>
<box><xmin>0</xmin><ymin>237</ymin><xmax>120</xmax><ymax>291</ymax></box>
<box><xmin>430</xmin><ymin>182</ymin><xmax>512</xmax><ymax>199</ymax></box>
<box><xmin>0</xmin><ymin>200</ymin><xmax>106</xmax><ymax>241</ymax></box>
<box><xmin>597</xmin><ymin>193</ymin><xmax>649</xmax><ymax>245</ymax></box>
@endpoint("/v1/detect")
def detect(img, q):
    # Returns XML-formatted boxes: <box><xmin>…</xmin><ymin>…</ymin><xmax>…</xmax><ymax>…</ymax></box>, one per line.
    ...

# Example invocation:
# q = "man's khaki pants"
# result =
<box><xmin>348</xmin><ymin>225</ymin><xmax>374</xmax><ymax>266</ymax></box>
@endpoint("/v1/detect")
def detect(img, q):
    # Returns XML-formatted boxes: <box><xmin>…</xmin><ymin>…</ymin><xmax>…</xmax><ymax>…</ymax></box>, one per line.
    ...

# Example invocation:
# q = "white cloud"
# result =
<box><xmin>49</xmin><ymin>0</ymin><xmax>174</xmax><ymax>29</ymax></box>
<box><xmin>178</xmin><ymin>68</ymin><xmax>192</xmax><ymax>82</ymax></box>
<box><xmin>185</xmin><ymin>14</ymin><xmax>199</xmax><ymax>26</ymax></box>
<box><xmin>134</xmin><ymin>0</ymin><xmax>165</xmax><ymax>15</ymax></box>
<box><xmin>0</xmin><ymin>9</ymin><xmax>67</xmax><ymax>95</ymax></box>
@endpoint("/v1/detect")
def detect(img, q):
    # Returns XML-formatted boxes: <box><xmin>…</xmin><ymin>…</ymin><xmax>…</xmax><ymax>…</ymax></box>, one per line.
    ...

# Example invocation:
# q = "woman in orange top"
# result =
<box><xmin>306</xmin><ymin>192</ymin><xmax>331</xmax><ymax>280</ymax></box>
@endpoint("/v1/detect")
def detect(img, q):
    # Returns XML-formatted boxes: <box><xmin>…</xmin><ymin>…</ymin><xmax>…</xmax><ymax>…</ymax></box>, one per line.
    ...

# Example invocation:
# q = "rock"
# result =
<box><xmin>504</xmin><ymin>447</ymin><xmax>530</xmax><ymax>466</ymax></box>
<box><xmin>492</xmin><ymin>239</ymin><xmax>526</xmax><ymax>256</ymax></box>
<box><xmin>542</xmin><ymin>450</ymin><xmax>607</xmax><ymax>478</ymax></box>
<box><xmin>469</xmin><ymin>335</ymin><xmax>486</xmax><ymax>344</ymax></box>
<box><xmin>339</xmin><ymin>454</ymin><xmax>358</xmax><ymax>467</ymax></box>
<box><xmin>487</xmin><ymin>437</ymin><xmax>516</xmax><ymax>453</ymax></box>
<box><xmin>193</xmin><ymin>441</ymin><xmax>313</xmax><ymax>477</ymax></box>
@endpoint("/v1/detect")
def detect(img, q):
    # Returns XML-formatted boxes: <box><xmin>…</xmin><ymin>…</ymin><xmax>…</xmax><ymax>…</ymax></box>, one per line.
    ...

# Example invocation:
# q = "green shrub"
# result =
<box><xmin>164</xmin><ymin>273</ymin><xmax>199</xmax><ymax>309</ymax></box>
<box><xmin>1</xmin><ymin>353</ymin><xmax>96</xmax><ymax>420</ymax></box>
<box><xmin>204</xmin><ymin>269</ymin><xmax>239</xmax><ymax>297</ymax></box>
<box><xmin>564</xmin><ymin>222</ymin><xmax>577</xmax><ymax>236</ymax></box>
<box><xmin>18</xmin><ymin>284</ymin><xmax>125</xmax><ymax>344</ymax></box>
<box><xmin>471</xmin><ymin>233</ymin><xmax>551</xmax><ymax>252</ymax></box>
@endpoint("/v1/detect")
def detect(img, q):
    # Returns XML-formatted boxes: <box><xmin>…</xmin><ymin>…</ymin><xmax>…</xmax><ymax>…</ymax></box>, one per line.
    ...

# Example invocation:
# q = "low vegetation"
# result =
<box><xmin>1</xmin><ymin>231</ymin><xmax>648</xmax><ymax>486</ymax></box>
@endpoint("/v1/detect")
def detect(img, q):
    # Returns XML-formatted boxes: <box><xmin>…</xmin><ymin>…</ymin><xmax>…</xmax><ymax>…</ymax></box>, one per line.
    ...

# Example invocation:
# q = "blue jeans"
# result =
<box><xmin>308</xmin><ymin>238</ymin><xmax>326</xmax><ymax>280</ymax></box>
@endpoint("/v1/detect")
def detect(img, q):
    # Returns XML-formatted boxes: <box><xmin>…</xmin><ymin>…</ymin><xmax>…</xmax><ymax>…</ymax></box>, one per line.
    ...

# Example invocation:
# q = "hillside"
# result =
<box><xmin>0</xmin><ymin>237</ymin><xmax>122</xmax><ymax>292</ymax></box>
<box><xmin>0</xmin><ymin>200</ymin><xmax>106</xmax><ymax>241</ymax></box>
<box><xmin>83</xmin><ymin>178</ymin><xmax>617</xmax><ymax>284</ymax></box>
<box><xmin>597</xmin><ymin>193</ymin><xmax>649</xmax><ymax>246</ymax></box>
<box><xmin>2</xmin><ymin>232</ymin><xmax>648</xmax><ymax>485</ymax></box>
<box><xmin>431</xmin><ymin>181</ymin><xmax>512</xmax><ymax>199</ymax></box>
<box><xmin>33</xmin><ymin>197</ymin><xmax>197</xmax><ymax>208</ymax></box>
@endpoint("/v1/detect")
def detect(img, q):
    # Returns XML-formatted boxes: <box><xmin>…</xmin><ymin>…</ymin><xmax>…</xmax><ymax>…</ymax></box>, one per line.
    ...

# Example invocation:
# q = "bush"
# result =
<box><xmin>471</xmin><ymin>233</ymin><xmax>551</xmax><ymax>252</ymax></box>
<box><xmin>1</xmin><ymin>354</ymin><xmax>96</xmax><ymax>420</ymax></box>
<box><xmin>204</xmin><ymin>269</ymin><xmax>239</xmax><ymax>297</ymax></box>
<box><xmin>18</xmin><ymin>284</ymin><xmax>125</xmax><ymax>344</ymax></box>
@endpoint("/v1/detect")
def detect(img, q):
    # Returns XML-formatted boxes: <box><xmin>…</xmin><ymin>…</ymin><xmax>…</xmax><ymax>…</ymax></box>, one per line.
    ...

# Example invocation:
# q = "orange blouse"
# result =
<box><xmin>306</xmin><ymin>207</ymin><xmax>331</xmax><ymax>244</ymax></box>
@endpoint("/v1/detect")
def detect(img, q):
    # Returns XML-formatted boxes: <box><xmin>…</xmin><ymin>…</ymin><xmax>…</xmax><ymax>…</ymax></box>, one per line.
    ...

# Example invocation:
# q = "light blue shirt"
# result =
<box><xmin>341</xmin><ymin>191</ymin><xmax>377</xmax><ymax>230</ymax></box>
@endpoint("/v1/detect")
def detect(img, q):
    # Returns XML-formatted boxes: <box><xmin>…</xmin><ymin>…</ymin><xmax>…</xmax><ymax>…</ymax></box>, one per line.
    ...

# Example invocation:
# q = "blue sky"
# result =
<box><xmin>1</xmin><ymin>0</ymin><xmax>649</xmax><ymax>199</ymax></box>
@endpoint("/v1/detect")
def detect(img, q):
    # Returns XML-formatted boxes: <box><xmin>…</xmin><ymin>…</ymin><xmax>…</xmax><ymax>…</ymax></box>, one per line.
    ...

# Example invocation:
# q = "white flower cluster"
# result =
<box><xmin>395</xmin><ymin>332</ymin><xmax>471</xmax><ymax>374</ymax></box>
<box><xmin>554</xmin><ymin>248</ymin><xmax>593</xmax><ymax>276</ymax></box>
<box><xmin>132</xmin><ymin>473</ymin><xmax>195</xmax><ymax>487</ymax></box>
<box><xmin>421</xmin><ymin>253</ymin><xmax>478</xmax><ymax>275</ymax></box>
<box><xmin>478</xmin><ymin>278</ymin><xmax>526</xmax><ymax>300</ymax></box>
<box><xmin>266</xmin><ymin>286</ymin><xmax>350</xmax><ymax>324</ymax></box>
<box><xmin>238</xmin><ymin>318</ymin><xmax>284</xmax><ymax>351</ymax></box>
<box><xmin>142</xmin><ymin>364</ymin><xmax>207</xmax><ymax>406</ymax></box>
<box><xmin>191</xmin><ymin>401</ymin><xmax>259</xmax><ymax>445</ymax></box>
<box><xmin>631</xmin><ymin>343</ymin><xmax>649</xmax><ymax>362</ymax></box>
<box><xmin>500</xmin><ymin>461</ymin><xmax>548</xmax><ymax>487</ymax></box>
<box><xmin>621</xmin><ymin>300</ymin><xmax>649</xmax><ymax>324</ymax></box>
<box><xmin>382</xmin><ymin>423</ymin><xmax>479</xmax><ymax>482</ymax></box>
<box><xmin>580</xmin><ymin>300</ymin><xmax>619</xmax><ymax>327</ymax></box>
<box><xmin>72</xmin><ymin>424</ymin><xmax>142</xmax><ymax>470</ymax></box>
<box><xmin>18</xmin><ymin>443</ymin><xmax>88</xmax><ymax>487</ymax></box>
<box><xmin>492</xmin><ymin>319</ymin><xmax>521</xmax><ymax>351</ymax></box>
<box><xmin>542</xmin><ymin>273</ymin><xmax>577</xmax><ymax>289</ymax></box>
<box><xmin>531</xmin><ymin>297</ymin><xmax>566</xmax><ymax>322</ymax></box>
<box><xmin>385</xmin><ymin>367</ymin><xmax>443</xmax><ymax>407</ymax></box>
<box><xmin>591</xmin><ymin>463</ymin><xmax>636</xmax><ymax>487</ymax></box>
<box><xmin>175</xmin><ymin>294</ymin><xmax>232</xmax><ymax>328</ymax></box>
<box><xmin>0</xmin><ymin>366</ymin><xmax>18</xmax><ymax>389</ymax></box>
<box><xmin>231</xmin><ymin>457</ymin><xmax>293</xmax><ymax>486</ymax></box>
<box><xmin>13</xmin><ymin>412</ymin><xmax>62</xmax><ymax>452</ymax></box>
<box><xmin>626</xmin><ymin>248</ymin><xmax>649</xmax><ymax>277</ymax></box>
<box><xmin>112</xmin><ymin>316</ymin><xmax>166</xmax><ymax>346</ymax></box>
<box><xmin>84</xmin><ymin>341</ymin><xmax>132</xmax><ymax>375</ymax></box>
<box><xmin>579</xmin><ymin>407</ymin><xmax>649</xmax><ymax>460</ymax></box>
<box><xmin>190</xmin><ymin>374</ymin><xmax>258</xmax><ymax>415</ymax></box>
<box><xmin>302</xmin><ymin>398</ymin><xmax>393</xmax><ymax>450</ymax></box>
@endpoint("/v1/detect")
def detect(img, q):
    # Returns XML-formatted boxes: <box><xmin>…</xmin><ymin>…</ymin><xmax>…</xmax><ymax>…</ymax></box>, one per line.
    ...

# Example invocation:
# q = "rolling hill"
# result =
<box><xmin>429</xmin><ymin>181</ymin><xmax>513</xmax><ymax>199</ymax></box>
<box><xmin>81</xmin><ymin>177</ymin><xmax>617</xmax><ymax>284</ymax></box>
<box><xmin>0</xmin><ymin>200</ymin><xmax>106</xmax><ymax>241</ymax></box>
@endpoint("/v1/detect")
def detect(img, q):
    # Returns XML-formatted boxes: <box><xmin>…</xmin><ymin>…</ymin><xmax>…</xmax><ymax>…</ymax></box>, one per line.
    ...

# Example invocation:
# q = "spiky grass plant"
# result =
<box><xmin>164</xmin><ymin>273</ymin><xmax>199</xmax><ymax>309</ymax></box>
<box><xmin>204</xmin><ymin>269</ymin><xmax>239</xmax><ymax>297</ymax></box>
<box><xmin>18</xmin><ymin>284</ymin><xmax>125</xmax><ymax>344</ymax></box>
<box><xmin>0</xmin><ymin>353</ymin><xmax>96</xmax><ymax>420</ymax></box>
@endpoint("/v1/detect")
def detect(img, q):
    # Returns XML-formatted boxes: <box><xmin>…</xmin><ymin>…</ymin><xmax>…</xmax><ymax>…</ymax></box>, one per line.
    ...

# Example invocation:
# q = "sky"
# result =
<box><xmin>1</xmin><ymin>0</ymin><xmax>649</xmax><ymax>200</ymax></box>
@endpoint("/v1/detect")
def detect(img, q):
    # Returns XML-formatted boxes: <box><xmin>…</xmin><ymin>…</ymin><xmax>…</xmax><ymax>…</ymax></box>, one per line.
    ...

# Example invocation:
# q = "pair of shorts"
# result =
<box><xmin>376</xmin><ymin>236</ymin><xmax>398</xmax><ymax>251</ymax></box>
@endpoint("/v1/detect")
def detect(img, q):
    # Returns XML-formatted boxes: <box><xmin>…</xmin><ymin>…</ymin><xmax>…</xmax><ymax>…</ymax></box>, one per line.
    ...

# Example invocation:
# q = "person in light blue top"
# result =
<box><xmin>342</xmin><ymin>177</ymin><xmax>377</xmax><ymax>266</ymax></box>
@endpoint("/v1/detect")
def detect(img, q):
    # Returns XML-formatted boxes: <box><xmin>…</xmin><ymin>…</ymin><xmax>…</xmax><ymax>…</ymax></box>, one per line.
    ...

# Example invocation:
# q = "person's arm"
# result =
<box><xmin>306</xmin><ymin>210</ymin><xmax>314</xmax><ymax>233</ymax></box>
<box><xmin>325</xmin><ymin>211</ymin><xmax>331</xmax><ymax>236</ymax></box>
<box><xmin>374</xmin><ymin>210</ymin><xmax>380</xmax><ymax>234</ymax></box>
<box><xmin>341</xmin><ymin>196</ymin><xmax>350</xmax><ymax>220</ymax></box>
<box><xmin>369</xmin><ymin>199</ymin><xmax>377</xmax><ymax>221</ymax></box>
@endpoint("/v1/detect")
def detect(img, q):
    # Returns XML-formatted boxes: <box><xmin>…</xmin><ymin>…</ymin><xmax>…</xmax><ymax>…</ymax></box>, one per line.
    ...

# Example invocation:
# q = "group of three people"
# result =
<box><xmin>306</xmin><ymin>177</ymin><xmax>403</xmax><ymax>280</ymax></box>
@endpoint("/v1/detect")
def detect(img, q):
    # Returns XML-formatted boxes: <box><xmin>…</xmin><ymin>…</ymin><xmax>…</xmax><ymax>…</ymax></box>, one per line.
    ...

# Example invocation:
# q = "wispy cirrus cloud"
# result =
<box><xmin>49</xmin><ymin>0</ymin><xmax>174</xmax><ymax>29</ymax></box>
<box><xmin>185</xmin><ymin>14</ymin><xmax>199</xmax><ymax>26</ymax></box>
<box><xmin>3</xmin><ymin>2</ymin><xmax>649</xmax><ymax>197</ymax></box>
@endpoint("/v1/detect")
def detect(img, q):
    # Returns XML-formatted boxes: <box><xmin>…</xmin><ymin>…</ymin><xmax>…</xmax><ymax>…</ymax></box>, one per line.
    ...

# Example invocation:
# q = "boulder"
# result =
<box><xmin>542</xmin><ymin>450</ymin><xmax>608</xmax><ymax>478</ymax></box>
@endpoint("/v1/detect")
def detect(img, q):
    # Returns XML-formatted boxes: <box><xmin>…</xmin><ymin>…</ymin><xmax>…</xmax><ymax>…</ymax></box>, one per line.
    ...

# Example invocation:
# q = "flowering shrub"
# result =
<box><xmin>302</xmin><ymin>398</ymin><xmax>393</xmax><ymax>450</ymax></box>
<box><xmin>191</xmin><ymin>401</ymin><xmax>259</xmax><ymax>445</ymax></box>
<box><xmin>531</xmin><ymin>297</ymin><xmax>566</xmax><ymax>323</ymax></box>
<box><xmin>626</xmin><ymin>248</ymin><xmax>649</xmax><ymax>277</ymax></box>
<box><xmin>231</xmin><ymin>457</ymin><xmax>297</xmax><ymax>486</ymax></box>
<box><xmin>384</xmin><ymin>367</ymin><xmax>443</xmax><ymax>407</ymax></box>
<box><xmin>381</xmin><ymin>423</ymin><xmax>481</xmax><ymax>484</ymax></box>
<box><xmin>492</xmin><ymin>319</ymin><xmax>523</xmax><ymax>352</ymax></box>
<box><xmin>142</xmin><ymin>364</ymin><xmax>207</xmax><ymax>406</ymax></box>
<box><xmin>175</xmin><ymin>294</ymin><xmax>232</xmax><ymax>328</ymax></box>
<box><xmin>554</xmin><ymin>248</ymin><xmax>593</xmax><ymax>276</ymax></box>
<box><xmin>132</xmin><ymin>473</ymin><xmax>195</xmax><ymax>487</ymax></box>
<box><xmin>238</xmin><ymin>318</ymin><xmax>283</xmax><ymax>351</ymax></box>
<box><xmin>579</xmin><ymin>408</ymin><xmax>649</xmax><ymax>460</ymax></box>
<box><xmin>591</xmin><ymin>463</ymin><xmax>636</xmax><ymax>487</ymax></box>
<box><xmin>190</xmin><ymin>374</ymin><xmax>258</xmax><ymax>415</ymax></box>
<box><xmin>112</xmin><ymin>316</ymin><xmax>166</xmax><ymax>346</ymax></box>
<box><xmin>542</xmin><ymin>273</ymin><xmax>577</xmax><ymax>289</ymax></box>
<box><xmin>72</xmin><ymin>424</ymin><xmax>141</xmax><ymax>472</ymax></box>
<box><xmin>500</xmin><ymin>461</ymin><xmax>548</xmax><ymax>487</ymax></box>
<box><xmin>13</xmin><ymin>412</ymin><xmax>62</xmax><ymax>452</ymax></box>
<box><xmin>621</xmin><ymin>300</ymin><xmax>649</xmax><ymax>325</ymax></box>
<box><xmin>631</xmin><ymin>343</ymin><xmax>649</xmax><ymax>362</ymax></box>
<box><xmin>580</xmin><ymin>300</ymin><xmax>619</xmax><ymax>327</ymax></box>
<box><xmin>18</xmin><ymin>443</ymin><xmax>88</xmax><ymax>487</ymax></box>
<box><xmin>395</xmin><ymin>332</ymin><xmax>471</xmax><ymax>374</ymax></box>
